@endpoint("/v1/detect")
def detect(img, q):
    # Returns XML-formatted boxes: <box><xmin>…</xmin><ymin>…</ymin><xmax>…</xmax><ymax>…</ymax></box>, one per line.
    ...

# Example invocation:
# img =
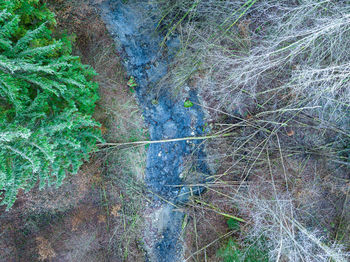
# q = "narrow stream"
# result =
<box><xmin>100</xmin><ymin>1</ymin><xmax>210</xmax><ymax>261</ymax></box>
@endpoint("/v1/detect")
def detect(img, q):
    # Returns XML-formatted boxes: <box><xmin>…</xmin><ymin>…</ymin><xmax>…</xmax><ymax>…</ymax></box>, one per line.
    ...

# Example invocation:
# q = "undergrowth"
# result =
<box><xmin>155</xmin><ymin>0</ymin><xmax>350</xmax><ymax>261</ymax></box>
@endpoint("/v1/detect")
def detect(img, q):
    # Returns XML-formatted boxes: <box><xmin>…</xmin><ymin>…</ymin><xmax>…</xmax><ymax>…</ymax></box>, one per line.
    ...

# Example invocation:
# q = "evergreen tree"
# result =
<box><xmin>0</xmin><ymin>0</ymin><xmax>102</xmax><ymax>209</ymax></box>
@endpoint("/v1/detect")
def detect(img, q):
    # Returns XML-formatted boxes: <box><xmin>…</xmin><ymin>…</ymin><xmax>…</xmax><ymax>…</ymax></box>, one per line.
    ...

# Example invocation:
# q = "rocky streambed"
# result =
<box><xmin>100</xmin><ymin>1</ymin><xmax>210</xmax><ymax>261</ymax></box>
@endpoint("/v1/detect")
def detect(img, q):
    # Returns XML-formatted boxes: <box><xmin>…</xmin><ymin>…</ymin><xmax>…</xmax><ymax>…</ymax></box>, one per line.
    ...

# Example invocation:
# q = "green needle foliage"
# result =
<box><xmin>0</xmin><ymin>0</ymin><xmax>102</xmax><ymax>209</ymax></box>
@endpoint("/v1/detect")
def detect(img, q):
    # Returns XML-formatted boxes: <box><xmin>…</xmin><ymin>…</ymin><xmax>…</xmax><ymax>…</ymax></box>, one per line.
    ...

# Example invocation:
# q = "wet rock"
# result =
<box><xmin>147</xmin><ymin>62</ymin><xmax>168</xmax><ymax>84</ymax></box>
<box><xmin>163</xmin><ymin>120</ymin><xmax>177</xmax><ymax>138</ymax></box>
<box><xmin>150</xmin><ymin>103</ymin><xmax>171</xmax><ymax>124</ymax></box>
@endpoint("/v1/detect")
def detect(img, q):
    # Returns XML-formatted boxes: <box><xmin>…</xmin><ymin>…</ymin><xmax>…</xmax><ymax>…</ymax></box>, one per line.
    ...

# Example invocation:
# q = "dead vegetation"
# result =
<box><xmin>155</xmin><ymin>0</ymin><xmax>350</xmax><ymax>261</ymax></box>
<box><xmin>36</xmin><ymin>236</ymin><xmax>56</xmax><ymax>261</ymax></box>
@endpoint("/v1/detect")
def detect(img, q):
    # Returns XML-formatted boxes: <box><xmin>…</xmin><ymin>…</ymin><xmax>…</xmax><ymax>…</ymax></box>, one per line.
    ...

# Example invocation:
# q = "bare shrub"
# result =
<box><xmin>155</xmin><ymin>0</ymin><xmax>350</xmax><ymax>260</ymax></box>
<box><xmin>157</xmin><ymin>1</ymin><xmax>349</xmax><ymax>124</ymax></box>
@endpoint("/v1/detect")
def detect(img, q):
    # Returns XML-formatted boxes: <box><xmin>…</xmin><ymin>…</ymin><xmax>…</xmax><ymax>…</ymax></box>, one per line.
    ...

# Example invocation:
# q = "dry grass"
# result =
<box><xmin>36</xmin><ymin>236</ymin><xmax>56</xmax><ymax>261</ymax></box>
